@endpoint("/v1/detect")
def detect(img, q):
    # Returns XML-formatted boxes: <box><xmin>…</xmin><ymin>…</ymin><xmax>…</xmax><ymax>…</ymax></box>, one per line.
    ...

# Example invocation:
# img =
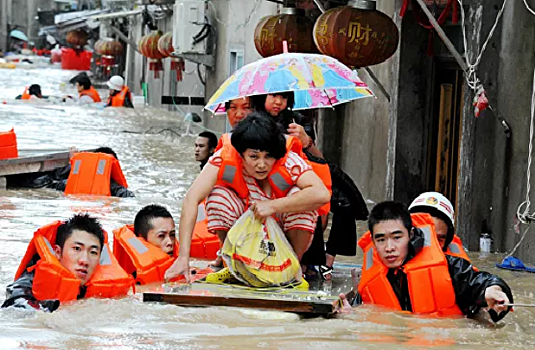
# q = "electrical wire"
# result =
<box><xmin>457</xmin><ymin>0</ymin><xmax>508</xmax><ymax>90</ymax></box>
<box><xmin>197</xmin><ymin>64</ymin><xmax>206</xmax><ymax>85</ymax></box>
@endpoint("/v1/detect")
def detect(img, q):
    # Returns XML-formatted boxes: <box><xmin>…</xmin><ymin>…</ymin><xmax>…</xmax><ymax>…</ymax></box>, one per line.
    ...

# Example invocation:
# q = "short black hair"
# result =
<box><xmin>56</xmin><ymin>214</ymin><xmax>105</xmax><ymax>252</ymax></box>
<box><xmin>94</xmin><ymin>147</ymin><xmax>118</xmax><ymax>160</ymax></box>
<box><xmin>29</xmin><ymin>84</ymin><xmax>42</xmax><ymax>97</ymax></box>
<box><xmin>77</xmin><ymin>75</ymin><xmax>92</xmax><ymax>90</ymax></box>
<box><xmin>251</xmin><ymin>92</ymin><xmax>295</xmax><ymax>113</ymax></box>
<box><xmin>231</xmin><ymin>112</ymin><xmax>287</xmax><ymax>160</ymax></box>
<box><xmin>134</xmin><ymin>204</ymin><xmax>174</xmax><ymax>240</ymax></box>
<box><xmin>198</xmin><ymin>131</ymin><xmax>218</xmax><ymax>150</ymax></box>
<box><xmin>368</xmin><ymin>201</ymin><xmax>413</xmax><ymax>237</ymax></box>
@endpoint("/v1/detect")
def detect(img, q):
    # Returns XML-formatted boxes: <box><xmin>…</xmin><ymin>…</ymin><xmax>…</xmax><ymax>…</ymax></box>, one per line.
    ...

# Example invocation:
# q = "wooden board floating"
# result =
<box><xmin>143</xmin><ymin>283</ymin><xmax>337</xmax><ymax>317</ymax></box>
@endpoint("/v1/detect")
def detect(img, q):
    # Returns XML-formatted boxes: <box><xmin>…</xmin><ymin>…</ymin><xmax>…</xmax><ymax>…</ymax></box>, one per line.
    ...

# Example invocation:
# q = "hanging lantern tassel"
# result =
<box><xmin>473</xmin><ymin>86</ymin><xmax>489</xmax><ymax>117</ymax></box>
<box><xmin>171</xmin><ymin>58</ymin><xmax>185</xmax><ymax>81</ymax></box>
<box><xmin>149</xmin><ymin>58</ymin><xmax>164</xmax><ymax>79</ymax></box>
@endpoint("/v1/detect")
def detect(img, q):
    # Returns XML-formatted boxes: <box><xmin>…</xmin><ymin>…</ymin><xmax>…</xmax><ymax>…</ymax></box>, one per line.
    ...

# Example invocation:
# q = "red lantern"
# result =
<box><xmin>254</xmin><ymin>8</ymin><xmax>318</xmax><ymax>58</ymax></box>
<box><xmin>94</xmin><ymin>39</ymin><xmax>123</xmax><ymax>76</ymax></box>
<box><xmin>138</xmin><ymin>31</ymin><xmax>165</xmax><ymax>79</ymax></box>
<box><xmin>157</xmin><ymin>32</ymin><xmax>185</xmax><ymax>81</ymax></box>
<box><xmin>313</xmin><ymin>2</ymin><xmax>399</xmax><ymax>68</ymax></box>
<box><xmin>95</xmin><ymin>38</ymin><xmax>123</xmax><ymax>57</ymax></box>
<box><xmin>66</xmin><ymin>30</ymin><xmax>89</xmax><ymax>47</ymax></box>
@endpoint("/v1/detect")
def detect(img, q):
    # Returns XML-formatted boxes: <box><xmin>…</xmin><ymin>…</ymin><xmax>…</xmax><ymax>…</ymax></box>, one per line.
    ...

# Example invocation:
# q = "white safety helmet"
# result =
<box><xmin>408</xmin><ymin>191</ymin><xmax>455</xmax><ymax>227</ymax></box>
<box><xmin>107</xmin><ymin>75</ymin><xmax>124</xmax><ymax>91</ymax></box>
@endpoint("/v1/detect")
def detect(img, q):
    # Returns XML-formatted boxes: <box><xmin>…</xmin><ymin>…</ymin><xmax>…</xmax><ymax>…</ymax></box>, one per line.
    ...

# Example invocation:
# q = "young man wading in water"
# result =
<box><xmin>337</xmin><ymin>201</ymin><xmax>513</xmax><ymax>322</ymax></box>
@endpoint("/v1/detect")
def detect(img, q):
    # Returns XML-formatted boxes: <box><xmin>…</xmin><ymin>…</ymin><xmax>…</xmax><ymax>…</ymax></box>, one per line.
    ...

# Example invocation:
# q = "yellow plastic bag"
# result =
<box><xmin>221</xmin><ymin>210</ymin><xmax>302</xmax><ymax>288</ymax></box>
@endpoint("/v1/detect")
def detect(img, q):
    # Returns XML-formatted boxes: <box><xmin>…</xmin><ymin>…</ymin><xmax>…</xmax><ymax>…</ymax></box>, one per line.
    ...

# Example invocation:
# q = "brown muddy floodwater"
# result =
<box><xmin>0</xmin><ymin>66</ymin><xmax>534</xmax><ymax>349</ymax></box>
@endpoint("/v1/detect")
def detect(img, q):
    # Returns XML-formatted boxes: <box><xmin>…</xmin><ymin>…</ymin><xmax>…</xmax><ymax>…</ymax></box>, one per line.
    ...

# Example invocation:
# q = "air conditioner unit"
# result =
<box><xmin>173</xmin><ymin>0</ymin><xmax>207</xmax><ymax>55</ymax></box>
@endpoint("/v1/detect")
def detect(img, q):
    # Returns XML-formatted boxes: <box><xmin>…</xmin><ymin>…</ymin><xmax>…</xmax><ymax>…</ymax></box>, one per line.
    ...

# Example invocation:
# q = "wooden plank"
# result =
<box><xmin>0</xmin><ymin>149</ymin><xmax>95</xmax><ymax>177</ymax></box>
<box><xmin>143</xmin><ymin>292</ymin><xmax>335</xmax><ymax>316</ymax></box>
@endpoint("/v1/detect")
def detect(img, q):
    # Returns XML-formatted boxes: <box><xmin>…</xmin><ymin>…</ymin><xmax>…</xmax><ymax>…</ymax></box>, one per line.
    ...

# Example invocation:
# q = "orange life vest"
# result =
<box><xmin>446</xmin><ymin>235</ymin><xmax>470</xmax><ymax>261</ymax></box>
<box><xmin>64</xmin><ymin>152</ymin><xmax>128</xmax><ymax>196</ymax></box>
<box><xmin>108</xmin><ymin>86</ymin><xmax>131</xmax><ymax>107</ymax></box>
<box><xmin>0</xmin><ymin>128</ymin><xmax>18</xmax><ymax>160</ymax></box>
<box><xmin>21</xmin><ymin>87</ymin><xmax>31</xmax><ymax>100</ymax></box>
<box><xmin>14</xmin><ymin>221</ymin><xmax>134</xmax><ymax>302</ymax></box>
<box><xmin>173</xmin><ymin>201</ymin><xmax>220</xmax><ymax>259</ymax></box>
<box><xmin>216</xmin><ymin>133</ymin><xmax>331</xmax><ymax>215</ymax></box>
<box><xmin>80</xmin><ymin>87</ymin><xmax>102</xmax><ymax>103</ymax></box>
<box><xmin>113</xmin><ymin>225</ymin><xmax>174</xmax><ymax>285</ymax></box>
<box><xmin>357</xmin><ymin>213</ymin><xmax>463</xmax><ymax>316</ymax></box>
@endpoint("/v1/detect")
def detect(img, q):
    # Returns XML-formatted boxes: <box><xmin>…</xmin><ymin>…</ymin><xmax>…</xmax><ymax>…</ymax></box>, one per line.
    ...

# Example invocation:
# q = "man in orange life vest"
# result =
<box><xmin>106</xmin><ymin>76</ymin><xmax>133</xmax><ymax>108</ymax></box>
<box><xmin>37</xmin><ymin>146</ymin><xmax>134</xmax><ymax>198</ymax></box>
<box><xmin>113</xmin><ymin>205</ymin><xmax>176</xmax><ymax>285</ymax></box>
<box><xmin>63</xmin><ymin>75</ymin><xmax>101</xmax><ymax>105</ymax></box>
<box><xmin>337</xmin><ymin>201</ymin><xmax>513</xmax><ymax>323</ymax></box>
<box><xmin>2</xmin><ymin>214</ymin><xmax>106</xmax><ymax>312</ymax></box>
<box><xmin>409</xmin><ymin>192</ymin><xmax>471</xmax><ymax>261</ymax></box>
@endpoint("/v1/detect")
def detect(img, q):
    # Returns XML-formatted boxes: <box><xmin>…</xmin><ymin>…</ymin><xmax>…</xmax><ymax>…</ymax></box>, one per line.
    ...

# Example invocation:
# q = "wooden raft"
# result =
<box><xmin>143</xmin><ymin>283</ymin><xmax>337</xmax><ymax>317</ymax></box>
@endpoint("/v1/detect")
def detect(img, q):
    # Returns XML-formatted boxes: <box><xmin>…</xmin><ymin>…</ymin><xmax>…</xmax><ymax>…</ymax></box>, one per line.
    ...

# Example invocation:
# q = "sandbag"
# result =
<box><xmin>221</xmin><ymin>210</ymin><xmax>302</xmax><ymax>288</ymax></box>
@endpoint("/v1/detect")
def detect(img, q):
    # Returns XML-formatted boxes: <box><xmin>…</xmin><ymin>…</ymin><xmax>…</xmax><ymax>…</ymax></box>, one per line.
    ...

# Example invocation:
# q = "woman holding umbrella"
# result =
<box><xmin>204</xmin><ymin>47</ymin><xmax>374</xmax><ymax>280</ymax></box>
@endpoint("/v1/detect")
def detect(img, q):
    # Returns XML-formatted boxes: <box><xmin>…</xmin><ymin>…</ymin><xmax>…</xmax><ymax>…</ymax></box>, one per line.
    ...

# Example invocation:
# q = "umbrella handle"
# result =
<box><xmin>283</xmin><ymin>41</ymin><xmax>288</xmax><ymax>54</ymax></box>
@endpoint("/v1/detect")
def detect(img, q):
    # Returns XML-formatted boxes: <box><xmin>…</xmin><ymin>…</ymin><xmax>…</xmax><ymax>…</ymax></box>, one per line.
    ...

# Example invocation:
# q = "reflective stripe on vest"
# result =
<box><xmin>270</xmin><ymin>171</ymin><xmax>292</xmax><ymax>193</ymax></box>
<box><xmin>448</xmin><ymin>242</ymin><xmax>462</xmax><ymax>254</ymax></box>
<box><xmin>221</xmin><ymin>164</ymin><xmax>237</xmax><ymax>184</ymax></box>
<box><xmin>197</xmin><ymin>203</ymin><xmax>206</xmax><ymax>222</ymax></box>
<box><xmin>127</xmin><ymin>236</ymin><xmax>149</xmax><ymax>254</ymax></box>
<box><xmin>365</xmin><ymin>246</ymin><xmax>374</xmax><ymax>270</ymax></box>
<box><xmin>100</xmin><ymin>246</ymin><xmax>112</xmax><ymax>266</ymax></box>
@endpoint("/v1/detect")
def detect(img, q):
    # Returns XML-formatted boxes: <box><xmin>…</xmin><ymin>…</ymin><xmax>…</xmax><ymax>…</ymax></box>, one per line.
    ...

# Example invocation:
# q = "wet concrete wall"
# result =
<box><xmin>319</xmin><ymin>0</ymin><xmax>398</xmax><ymax>205</ymax></box>
<box><xmin>0</xmin><ymin>0</ymin><xmax>10</xmax><ymax>51</ymax></box>
<box><xmin>490</xmin><ymin>0</ymin><xmax>535</xmax><ymax>260</ymax></box>
<box><xmin>124</xmin><ymin>11</ymin><xmax>205</xmax><ymax>115</ymax></box>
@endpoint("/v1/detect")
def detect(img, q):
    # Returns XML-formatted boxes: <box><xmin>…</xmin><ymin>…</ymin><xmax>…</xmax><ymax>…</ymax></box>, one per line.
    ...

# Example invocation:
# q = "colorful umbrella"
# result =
<box><xmin>205</xmin><ymin>52</ymin><xmax>374</xmax><ymax>113</ymax></box>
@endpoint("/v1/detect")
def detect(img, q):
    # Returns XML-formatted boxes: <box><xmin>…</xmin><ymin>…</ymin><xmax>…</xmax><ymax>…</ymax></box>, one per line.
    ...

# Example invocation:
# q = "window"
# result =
<box><xmin>226</xmin><ymin>49</ymin><xmax>244</xmax><ymax>132</ymax></box>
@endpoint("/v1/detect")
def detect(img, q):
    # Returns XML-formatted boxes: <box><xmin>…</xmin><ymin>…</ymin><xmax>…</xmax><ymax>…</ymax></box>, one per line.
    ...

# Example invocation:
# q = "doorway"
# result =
<box><xmin>426</xmin><ymin>62</ymin><xmax>464</xmax><ymax>209</ymax></box>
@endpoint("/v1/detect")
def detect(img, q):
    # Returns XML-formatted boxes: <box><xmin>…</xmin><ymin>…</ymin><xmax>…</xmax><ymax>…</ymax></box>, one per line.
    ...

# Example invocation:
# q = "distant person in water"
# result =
<box><xmin>11</xmin><ymin>147</ymin><xmax>134</xmax><ymax>198</ymax></box>
<box><xmin>17</xmin><ymin>84</ymin><xmax>44</xmax><ymax>100</ymax></box>
<box><xmin>195</xmin><ymin>131</ymin><xmax>218</xmax><ymax>170</ymax></box>
<box><xmin>63</xmin><ymin>75</ymin><xmax>101</xmax><ymax>105</ymax></box>
<box><xmin>106</xmin><ymin>76</ymin><xmax>133</xmax><ymax>108</ymax></box>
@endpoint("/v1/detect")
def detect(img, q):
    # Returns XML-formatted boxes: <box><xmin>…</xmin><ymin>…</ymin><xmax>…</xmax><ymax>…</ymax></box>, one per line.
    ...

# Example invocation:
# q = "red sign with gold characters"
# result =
<box><xmin>313</xmin><ymin>6</ymin><xmax>399</xmax><ymax>68</ymax></box>
<box><xmin>254</xmin><ymin>11</ymin><xmax>318</xmax><ymax>58</ymax></box>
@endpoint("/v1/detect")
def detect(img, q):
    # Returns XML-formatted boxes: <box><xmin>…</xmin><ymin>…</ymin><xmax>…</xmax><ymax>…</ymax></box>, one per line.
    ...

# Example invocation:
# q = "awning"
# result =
<box><xmin>90</xmin><ymin>9</ymin><xmax>143</xmax><ymax>20</ymax></box>
<box><xmin>54</xmin><ymin>9</ymin><xmax>109</xmax><ymax>33</ymax></box>
<box><xmin>55</xmin><ymin>9</ymin><xmax>109</xmax><ymax>25</ymax></box>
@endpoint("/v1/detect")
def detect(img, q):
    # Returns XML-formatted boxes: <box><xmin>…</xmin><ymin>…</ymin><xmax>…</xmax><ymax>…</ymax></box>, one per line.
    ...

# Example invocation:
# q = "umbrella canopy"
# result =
<box><xmin>205</xmin><ymin>52</ymin><xmax>374</xmax><ymax>113</ymax></box>
<box><xmin>10</xmin><ymin>30</ymin><xmax>28</xmax><ymax>42</ymax></box>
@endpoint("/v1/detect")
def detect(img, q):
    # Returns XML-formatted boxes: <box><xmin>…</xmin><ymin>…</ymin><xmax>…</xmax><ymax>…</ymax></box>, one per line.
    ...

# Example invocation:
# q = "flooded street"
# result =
<box><xmin>0</xmin><ymin>66</ymin><xmax>534</xmax><ymax>349</ymax></box>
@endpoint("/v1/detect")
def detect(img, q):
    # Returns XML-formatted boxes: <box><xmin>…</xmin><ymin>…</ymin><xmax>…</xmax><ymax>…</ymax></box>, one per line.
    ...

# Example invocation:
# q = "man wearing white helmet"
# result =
<box><xmin>106</xmin><ymin>76</ymin><xmax>133</xmax><ymax>108</ymax></box>
<box><xmin>409</xmin><ymin>192</ymin><xmax>470</xmax><ymax>261</ymax></box>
